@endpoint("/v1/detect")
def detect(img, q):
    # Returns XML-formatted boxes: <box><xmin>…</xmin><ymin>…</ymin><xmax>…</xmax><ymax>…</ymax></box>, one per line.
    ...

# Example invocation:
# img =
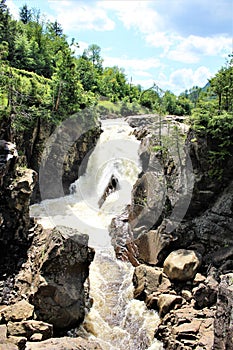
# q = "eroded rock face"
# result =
<box><xmin>16</xmin><ymin>226</ymin><xmax>95</xmax><ymax>330</ymax></box>
<box><xmin>110</xmin><ymin>116</ymin><xmax>233</xmax><ymax>349</ymax></box>
<box><xmin>37</xmin><ymin>118</ymin><xmax>102</xmax><ymax>201</ymax></box>
<box><xmin>0</xmin><ymin>141</ymin><xmax>37</xmax><ymax>287</ymax></box>
<box><xmin>129</xmin><ymin>172</ymin><xmax>166</xmax><ymax>237</ymax></box>
<box><xmin>163</xmin><ymin>249</ymin><xmax>201</xmax><ymax>281</ymax></box>
<box><xmin>0</xmin><ymin>141</ymin><xmax>37</xmax><ymax>247</ymax></box>
<box><xmin>214</xmin><ymin>273</ymin><xmax>233</xmax><ymax>349</ymax></box>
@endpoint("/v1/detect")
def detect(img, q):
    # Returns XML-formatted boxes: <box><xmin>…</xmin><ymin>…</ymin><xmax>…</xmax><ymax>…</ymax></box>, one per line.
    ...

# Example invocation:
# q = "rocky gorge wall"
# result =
<box><xmin>0</xmin><ymin>112</ymin><xmax>102</xmax><ymax>202</ymax></box>
<box><xmin>0</xmin><ymin>112</ymin><xmax>103</xmax><ymax>349</ymax></box>
<box><xmin>110</xmin><ymin>114</ymin><xmax>233</xmax><ymax>349</ymax></box>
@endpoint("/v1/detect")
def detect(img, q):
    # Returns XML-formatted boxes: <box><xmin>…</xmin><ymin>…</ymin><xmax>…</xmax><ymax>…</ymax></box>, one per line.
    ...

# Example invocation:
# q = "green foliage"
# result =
<box><xmin>190</xmin><ymin>59</ymin><xmax>233</xmax><ymax>178</ymax></box>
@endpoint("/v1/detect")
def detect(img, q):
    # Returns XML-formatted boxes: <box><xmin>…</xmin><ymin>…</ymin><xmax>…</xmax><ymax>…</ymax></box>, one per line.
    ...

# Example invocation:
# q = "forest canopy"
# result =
<box><xmin>0</xmin><ymin>0</ymin><xmax>232</xmax><ymax>132</ymax></box>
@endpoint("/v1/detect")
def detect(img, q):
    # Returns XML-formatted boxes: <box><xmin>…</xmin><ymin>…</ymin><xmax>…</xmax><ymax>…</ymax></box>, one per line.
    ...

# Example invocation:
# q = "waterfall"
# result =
<box><xmin>30</xmin><ymin>119</ymin><xmax>163</xmax><ymax>350</ymax></box>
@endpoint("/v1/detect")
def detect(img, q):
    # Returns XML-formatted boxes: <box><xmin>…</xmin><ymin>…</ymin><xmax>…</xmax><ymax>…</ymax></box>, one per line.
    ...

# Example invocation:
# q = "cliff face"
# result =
<box><xmin>0</xmin><ymin>140</ymin><xmax>37</xmax><ymax>274</ymax></box>
<box><xmin>110</xmin><ymin>115</ymin><xmax>233</xmax><ymax>349</ymax></box>
<box><xmin>0</xmin><ymin>112</ymin><xmax>102</xmax><ymax>203</ymax></box>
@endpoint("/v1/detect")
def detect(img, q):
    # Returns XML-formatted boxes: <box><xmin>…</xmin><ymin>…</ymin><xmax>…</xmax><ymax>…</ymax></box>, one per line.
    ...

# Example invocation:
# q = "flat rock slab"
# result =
<box><xmin>1</xmin><ymin>300</ymin><xmax>34</xmax><ymax>322</ymax></box>
<box><xmin>25</xmin><ymin>336</ymin><xmax>102</xmax><ymax>350</ymax></box>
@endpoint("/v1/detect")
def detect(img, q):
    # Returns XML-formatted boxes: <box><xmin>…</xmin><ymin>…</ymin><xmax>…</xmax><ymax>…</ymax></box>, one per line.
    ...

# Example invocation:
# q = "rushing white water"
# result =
<box><xmin>30</xmin><ymin>119</ymin><xmax>163</xmax><ymax>350</ymax></box>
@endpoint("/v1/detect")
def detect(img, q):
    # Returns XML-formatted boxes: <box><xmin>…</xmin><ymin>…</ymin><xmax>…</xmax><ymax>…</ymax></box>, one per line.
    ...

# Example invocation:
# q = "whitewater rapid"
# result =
<box><xmin>30</xmin><ymin>119</ymin><xmax>163</xmax><ymax>350</ymax></box>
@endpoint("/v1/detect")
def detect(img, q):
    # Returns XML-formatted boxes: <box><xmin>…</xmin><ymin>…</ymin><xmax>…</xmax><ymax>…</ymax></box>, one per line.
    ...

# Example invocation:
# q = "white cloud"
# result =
<box><xmin>133</xmin><ymin>70</ymin><xmax>153</xmax><ymax>77</ymax></box>
<box><xmin>164</xmin><ymin>66</ymin><xmax>213</xmax><ymax>94</ymax></box>
<box><xmin>48</xmin><ymin>1</ymin><xmax>115</xmax><ymax>31</ymax></box>
<box><xmin>103</xmin><ymin>56</ymin><xmax>161</xmax><ymax>71</ymax></box>
<box><xmin>71</xmin><ymin>41</ymin><xmax>89</xmax><ymax>56</ymax></box>
<box><xmin>98</xmin><ymin>1</ymin><xmax>163</xmax><ymax>33</ymax></box>
<box><xmin>7</xmin><ymin>0</ymin><xmax>19</xmax><ymax>19</ymax></box>
<box><xmin>168</xmin><ymin>35</ymin><xmax>232</xmax><ymax>63</ymax></box>
<box><xmin>146</xmin><ymin>32</ymin><xmax>174</xmax><ymax>53</ymax></box>
<box><xmin>133</xmin><ymin>66</ymin><xmax>213</xmax><ymax>94</ymax></box>
<box><xmin>132</xmin><ymin>78</ymin><xmax>155</xmax><ymax>89</ymax></box>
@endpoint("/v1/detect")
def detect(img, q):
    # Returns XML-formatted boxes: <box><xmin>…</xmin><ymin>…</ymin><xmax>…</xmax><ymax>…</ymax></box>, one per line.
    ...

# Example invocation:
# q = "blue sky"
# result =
<box><xmin>8</xmin><ymin>0</ymin><xmax>233</xmax><ymax>95</ymax></box>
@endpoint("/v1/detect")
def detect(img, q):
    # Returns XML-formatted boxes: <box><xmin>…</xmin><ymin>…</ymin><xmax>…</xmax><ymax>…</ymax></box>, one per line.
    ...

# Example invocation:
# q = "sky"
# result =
<box><xmin>7</xmin><ymin>0</ymin><xmax>233</xmax><ymax>95</ymax></box>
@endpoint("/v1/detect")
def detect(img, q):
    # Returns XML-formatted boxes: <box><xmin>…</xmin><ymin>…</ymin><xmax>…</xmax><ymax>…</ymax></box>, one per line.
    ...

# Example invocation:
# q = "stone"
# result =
<box><xmin>30</xmin><ymin>333</ymin><xmax>43</xmax><ymax>341</ymax></box>
<box><xmin>1</xmin><ymin>300</ymin><xmax>34</xmax><ymax>322</ymax></box>
<box><xmin>25</xmin><ymin>336</ymin><xmax>102</xmax><ymax>350</ymax></box>
<box><xmin>193</xmin><ymin>273</ymin><xmax>206</xmax><ymax>285</ymax></box>
<box><xmin>133</xmin><ymin>264</ymin><xmax>163</xmax><ymax>299</ymax></box>
<box><xmin>214</xmin><ymin>273</ymin><xmax>233</xmax><ymax>350</ymax></box>
<box><xmin>135</xmin><ymin>228</ymin><xmax>173</xmax><ymax>265</ymax></box>
<box><xmin>0</xmin><ymin>343</ymin><xmax>18</xmax><ymax>350</ymax></box>
<box><xmin>173</xmin><ymin>319</ymin><xmax>202</xmax><ymax>334</ymax></box>
<box><xmin>16</xmin><ymin>226</ymin><xmax>95</xmax><ymax>330</ymax></box>
<box><xmin>157</xmin><ymin>294</ymin><xmax>183</xmax><ymax>317</ymax></box>
<box><xmin>163</xmin><ymin>249</ymin><xmax>201</xmax><ymax>281</ymax></box>
<box><xmin>193</xmin><ymin>276</ymin><xmax>218</xmax><ymax>308</ymax></box>
<box><xmin>155</xmin><ymin>304</ymin><xmax>214</xmax><ymax>350</ymax></box>
<box><xmin>129</xmin><ymin>172</ymin><xmax>166</xmax><ymax>235</ymax></box>
<box><xmin>7</xmin><ymin>320</ymin><xmax>53</xmax><ymax>340</ymax></box>
<box><xmin>0</xmin><ymin>325</ymin><xmax>7</xmax><ymax>339</ymax></box>
<box><xmin>7</xmin><ymin>336</ymin><xmax>27</xmax><ymax>349</ymax></box>
<box><xmin>181</xmin><ymin>289</ymin><xmax>193</xmax><ymax>302</ymax></box>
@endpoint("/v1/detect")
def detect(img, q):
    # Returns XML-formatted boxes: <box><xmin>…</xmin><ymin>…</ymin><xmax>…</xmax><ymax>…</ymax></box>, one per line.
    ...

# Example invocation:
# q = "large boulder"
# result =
<box><xmin>163</xmin><ymin>249</ymin><xmax>201</xmax><ymax>281</ymax></box>
<box><xmin>134</xmin><ymin>227</ymin><xmax>174</xmax><ymax>265</ymax></box>
<box><xmin>133</xmin><ymin>264</ymin><xmax>163</xmax><ymax>299</ymax></box>
<box><xmin>16</xmin><ymin>226</ymin><xmax>95</xmax><ymax>330</ymax></box>
<box><xmin>128</xmin><ymin>172</ymin><xmax>166</xmax><ymax>236</ymax></box>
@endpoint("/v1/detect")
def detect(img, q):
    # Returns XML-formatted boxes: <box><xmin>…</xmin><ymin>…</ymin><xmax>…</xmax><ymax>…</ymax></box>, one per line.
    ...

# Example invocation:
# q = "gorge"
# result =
<box><xmin>1</xmin><ymin>112</ymin><xmax>233</xmax><ymax>350</ymax></box>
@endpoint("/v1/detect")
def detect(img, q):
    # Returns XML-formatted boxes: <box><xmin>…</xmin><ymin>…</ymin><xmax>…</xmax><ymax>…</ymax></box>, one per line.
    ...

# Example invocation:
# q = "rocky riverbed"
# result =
<box><xmin>110</xmin><ymin>114</ymin><xmax>233</xmax><ymax>349</ymax></box>
<box><xmin>0</xmin><ymin>114</ymin><xmax>233</xmax><ymax>349</ymax></box>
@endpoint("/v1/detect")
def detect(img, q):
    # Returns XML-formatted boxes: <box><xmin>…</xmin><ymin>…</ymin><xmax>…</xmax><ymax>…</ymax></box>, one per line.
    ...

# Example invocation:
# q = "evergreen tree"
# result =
<box><xmin>19</xmin><ymin>4</ymin><xmax>32</xmax><ymax>24</ymax></box>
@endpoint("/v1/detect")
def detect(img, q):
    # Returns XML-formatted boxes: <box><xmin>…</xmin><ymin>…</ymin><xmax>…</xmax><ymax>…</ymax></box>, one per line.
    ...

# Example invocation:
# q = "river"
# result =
<box><xmin>30</xmin><ymin>119</ymin><xmax>163</xmax><ymax>350</ymax></box>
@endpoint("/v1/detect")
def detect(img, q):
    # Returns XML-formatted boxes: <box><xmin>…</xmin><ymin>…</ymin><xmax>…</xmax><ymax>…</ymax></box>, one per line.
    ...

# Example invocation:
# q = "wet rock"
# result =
<box><xmin>129</xmin><ymin>172</ymin><xmax>166</xmax><ymax>236</ymax></box>
<box><xmin>163</xmin><ymin>249</ymin><xmax>201</xmax><ymax>281</ymax></box>
<box><xmin>133</xmin><ymin>264</ymin><xmax>163</xmax><ymax>299</ymax></box>
<box><xmin>16</xmin><ymin>226</ymin><xmax>94</xmax><ymax>330</ymax></box>
<box><xmin>25</xmin><ymin>336</ymin><xmax>102</xmax><ymax>350</ymax></box>
<box><xmin>7</xmin><ymin>320</ymin><xmax>53</xmax><ymax>340</ymax></box>
<box><xmin>157</xmin><ymin>294</ymin><xmax>183</xmax><ymax>317</ymax></box>
<box><xmin>109</xmin><ymin>206</ymin><xmax>140</xmax><ymax>266</ymax></box>
<box><xmin>214</xmin><ymin>273</ymin><xmax>233</xmax><ymax>349</ymax></box>
<box><xmin>1</xmin><ymin>300</ymin><xmax>34</xmax><ymax>322</ymax></box>
<box><xmin>98</xmin><ymin>174</ymin><xmax>119</xmax><ymax>208</ymax></box>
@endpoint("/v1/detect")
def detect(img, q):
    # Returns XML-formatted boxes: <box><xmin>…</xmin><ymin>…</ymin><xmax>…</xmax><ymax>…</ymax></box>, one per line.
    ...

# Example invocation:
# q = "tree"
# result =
<box><xmin>83</xmin><ymin>44</ymin><xmax>103</xmax><ymax>71</ymax></box>
<box><xmin>50</xmin><ymin>20</ymin><xmax>63</xmax><ymax>37</ymax></box>
<box><xmin>19</xmin><ymin>4</ymin><xmax>32</xmax><ymax>24</ymax></box>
